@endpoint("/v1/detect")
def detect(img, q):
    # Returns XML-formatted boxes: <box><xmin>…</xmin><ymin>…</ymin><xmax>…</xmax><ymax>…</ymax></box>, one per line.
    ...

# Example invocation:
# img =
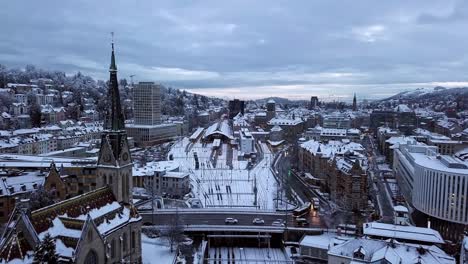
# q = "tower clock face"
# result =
<box><xmin>122</xmin><ymin>152</ymin><xmax>129</xmax><ymax>161</ymax></box>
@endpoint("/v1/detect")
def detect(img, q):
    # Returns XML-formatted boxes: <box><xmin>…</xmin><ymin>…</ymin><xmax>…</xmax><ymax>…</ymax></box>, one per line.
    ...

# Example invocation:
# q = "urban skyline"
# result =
<box><xmin>0</xmin><ymin>2</ymin><xmax>466</xmax><ymax>264</ymax></box>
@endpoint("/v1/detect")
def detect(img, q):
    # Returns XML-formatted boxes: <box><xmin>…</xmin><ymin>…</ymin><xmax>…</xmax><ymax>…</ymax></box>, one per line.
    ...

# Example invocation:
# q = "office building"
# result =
<box><xmin>393</xmin><ymin>143</ymin><xmax>468</xmax><ymax>241</ymax></box>
<box><xmin>133</xmin><ymin>82</ymin><xmax>161</xmax><ymax>125</ymax></box>
<box><xmin>228</xmin><ymin>99</ymin><xmax>245</xmax><ymax>119</ymax></box>
<box><xmin>126</xmin><ymin>82</ymin><xmax>177</xmax><ymax>146</ymax></box>
<box><xmin>310</xmin><ymin>96</ymin><xmax>319</xmax><ymax>110</ymax></box>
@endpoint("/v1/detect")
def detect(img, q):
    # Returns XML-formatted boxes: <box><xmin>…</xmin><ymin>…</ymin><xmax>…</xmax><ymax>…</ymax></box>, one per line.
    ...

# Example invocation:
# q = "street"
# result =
<box><xmin>363</xmin><ymin>135</ymin><xmax>394</xmax><ymax>223</ymax></box>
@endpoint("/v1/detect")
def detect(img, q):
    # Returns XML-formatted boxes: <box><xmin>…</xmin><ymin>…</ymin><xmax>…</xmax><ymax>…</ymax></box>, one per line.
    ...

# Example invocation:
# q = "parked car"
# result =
<box><xmin>225</xmin><ymin>218</ymin><xmax>238</xmax><ymax>224</ymax></box>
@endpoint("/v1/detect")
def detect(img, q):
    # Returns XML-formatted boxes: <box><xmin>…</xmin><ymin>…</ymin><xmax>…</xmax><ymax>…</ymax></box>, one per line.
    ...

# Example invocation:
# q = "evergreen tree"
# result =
<box><xmin>33</xmin><ymin>233</ymin><xmax>58</xmax><ymax>264</ymax></box>
<box><xmin>29</xmin><ymin>102</ymin><xmax>42</xmax><ymax>128</ymax></box>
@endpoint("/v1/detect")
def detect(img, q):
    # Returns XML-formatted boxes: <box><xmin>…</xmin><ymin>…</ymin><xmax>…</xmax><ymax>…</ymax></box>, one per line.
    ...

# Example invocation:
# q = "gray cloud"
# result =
<box><xmin>0</xmin><ymin>0</ymin><xmax>467</xmax><ymax>100</ymax></box>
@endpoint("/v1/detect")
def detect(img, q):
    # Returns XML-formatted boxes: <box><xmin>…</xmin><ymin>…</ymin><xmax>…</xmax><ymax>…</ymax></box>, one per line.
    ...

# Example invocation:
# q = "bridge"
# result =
<box><xmin>139</xmin><ymin>208</ymin><xmax>294</xmax><ymax>227</ymax></box>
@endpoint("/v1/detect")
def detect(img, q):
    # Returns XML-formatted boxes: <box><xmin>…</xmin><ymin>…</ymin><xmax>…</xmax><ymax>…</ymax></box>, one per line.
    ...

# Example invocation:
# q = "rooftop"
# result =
<box><xmin>363</xmin><ymin>222</ymin><xmax>444</xmax><ymax>244</ymax></box>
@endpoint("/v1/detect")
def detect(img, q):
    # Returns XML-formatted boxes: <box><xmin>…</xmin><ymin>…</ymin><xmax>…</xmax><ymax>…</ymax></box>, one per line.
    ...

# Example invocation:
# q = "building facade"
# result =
<box><xmin>393</xmin><ymin>143</ymin><xmax>468</xmax><ymax>241</ymax></box>
<box><xmin>133</xmin><ymin>82</ymin><xmax>161</xmax><ymax>126</ymax></box>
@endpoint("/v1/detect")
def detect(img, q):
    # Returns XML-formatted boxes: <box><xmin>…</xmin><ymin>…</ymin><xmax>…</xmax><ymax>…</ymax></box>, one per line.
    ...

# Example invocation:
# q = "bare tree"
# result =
<box><xmin>160</xmin><ymin>208</ymin><xmax>185</xmax><ymax>252</ymax></box>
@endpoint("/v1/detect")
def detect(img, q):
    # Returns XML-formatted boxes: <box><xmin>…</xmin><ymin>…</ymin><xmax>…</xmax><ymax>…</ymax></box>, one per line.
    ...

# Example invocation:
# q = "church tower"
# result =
<box><xmin>97</xmin><ymin>36</ymin><xmax>133</xmax><ymax>204</ymax></box>
<box><xmin>352</xmin><ymin>93</ymin><xmax>357</xmax><ymax>111</ymax></box>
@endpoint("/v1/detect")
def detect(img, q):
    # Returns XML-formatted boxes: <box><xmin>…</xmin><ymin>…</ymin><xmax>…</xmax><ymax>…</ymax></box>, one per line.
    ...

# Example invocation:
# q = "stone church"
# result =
<box><xmin>0</xmin><ymin>41</ymin><xmax>142</xmax><ymax>263</ymax></box>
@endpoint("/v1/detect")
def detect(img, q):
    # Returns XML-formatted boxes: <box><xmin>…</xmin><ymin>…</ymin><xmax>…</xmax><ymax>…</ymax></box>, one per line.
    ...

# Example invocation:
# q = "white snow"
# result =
<box><xmin>363</xmin><ymin>222</ymin><xmax>444</xmax><ymax>244</ymax></box>
<box><xmin>208</xmin><ymin>247</ymin><xmax>289</xmax><ymax>263</ymax></box>
<box><xmin>168</xmin><ymin>134</ymin><xmax>277</xmax><ymax>210</ymax></box>
<box><xmin>141</xmin><ymin>234</ymin><xmax>176</xmax><ymax>264</ymax></box>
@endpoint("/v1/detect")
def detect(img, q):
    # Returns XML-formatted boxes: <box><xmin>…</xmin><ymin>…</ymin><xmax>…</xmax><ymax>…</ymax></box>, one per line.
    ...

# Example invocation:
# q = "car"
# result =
<box><xmin>272</xmin><ymin>220</ymin><xmax>285</xmax><ymax>227</ymax></box>
<box><xmin>252</xmin><ymin>218</ymin><xmax>265</xmax><ymax>225</ymax></box>
<box><xmin>225</xmin><ymin>218</ymin><xmax>238</xmax><ymax>224</ymax></box>
<box><xmin>295</xmin><ymin>218</ymin><xmax>308</xmax><ymax>227</ymax></box>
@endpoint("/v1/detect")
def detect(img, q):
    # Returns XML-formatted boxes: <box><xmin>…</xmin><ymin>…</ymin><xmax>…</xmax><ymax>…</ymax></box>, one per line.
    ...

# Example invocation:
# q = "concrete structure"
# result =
<box><xmin>310</xmin><ymin>96</ymin><xmax>319</xmax><ymax>110</ymax></box>
<box><xmin>299</xmin><ymin>140</ymin><xmax>368</xmax><ymax>211</ymax></box>
<box><xmin>126</xmin><ymin>82</ymin><xmax>177</xmax><ymax>146</ymax></box>
<box><xmin>322</xmin><ymin>112</ymin><xmax>351</xmax><ymax>129</ymax></box>
<box><xmin>133</xmin><ymin>82</ymin><xmax>161</xmax><ymax>126</ymax></box>
<box><xmin>394</xmin><ymin>205</ymin><xmax>410</xmax><ymax>226</ymax></box>
<box><xmin>228</xmin><ymin>99</ymin><xmax>245</xmax><ymax>119</ymax></box>
<box><xmin>239</xmin><ymin>128</ymin><xmax>255</xmax><ymax>154</ymax></box>
<box><xmin>126</xmin><ymin>123</ymin><xmax>177</xmax><ymax>146</ymax></box>
<box><xmin>370</xmin><ymin>107</ymin><xmax>416</xmax><ymax>135</ymax></box>
<box><xmin>305</xmin><ymin>125</ymin><xmax>361</xmax><ymax>142</ymax></box>
<box><xmin>266</xmin><ymin>99</ymin><xmax>276</xmax><ymax>121</ymax></box>
<box><xmin>267</xmin><ymin>117</ymin><xmax>304</xmax><ymax>142</ymax></box>
<box><xmin>393</xmin><ymin>143</ymin><xmax>468</xmax><ymax>241</ymax></box>
<box><xmin>151</xmin><ymin>171</ymin><xmax>190</xmax><ymax>198</ymax></box>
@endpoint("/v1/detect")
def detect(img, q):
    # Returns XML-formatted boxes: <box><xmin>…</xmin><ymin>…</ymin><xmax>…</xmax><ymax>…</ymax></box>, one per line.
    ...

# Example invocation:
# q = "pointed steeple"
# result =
<box><xmin>352</xmin><ymin>93</ymin><xmax>357</xmax><ymax>111</ymax></box>
<box><xmin>105</xmin><ymin>33</ymin><xmax>125</xmax><ymax>131</ymax></box>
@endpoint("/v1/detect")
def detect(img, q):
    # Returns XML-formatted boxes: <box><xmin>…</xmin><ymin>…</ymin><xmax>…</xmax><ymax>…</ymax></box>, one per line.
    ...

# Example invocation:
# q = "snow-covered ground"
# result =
<box><xmin>168</xmin><ymin>137</ymin><xmax>277</xmax><ymax>210</ymax></box>
<box><xmin>141</xmin><ymin>234</ymin><xmax>177</xmax><ymax>264</ymax></box>
<box><xmin>207</xmin><ymin>247</ymin><xmax>289</xmax><ymax>263</ymax></box>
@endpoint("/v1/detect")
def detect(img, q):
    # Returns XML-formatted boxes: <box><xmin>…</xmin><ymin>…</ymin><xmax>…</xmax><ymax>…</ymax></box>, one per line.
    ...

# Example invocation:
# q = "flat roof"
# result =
<box><xmin>363</xmin><ymin>222</ymin><xmax>444</xmax><ymax>244</ymax></box>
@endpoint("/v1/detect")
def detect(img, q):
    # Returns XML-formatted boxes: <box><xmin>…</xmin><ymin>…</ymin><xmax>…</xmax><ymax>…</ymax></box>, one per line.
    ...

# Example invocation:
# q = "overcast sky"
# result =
<box><xmin>1</xmin><ymin>1</ymin><xmax>468</xmax><ymax>101</ymax></box>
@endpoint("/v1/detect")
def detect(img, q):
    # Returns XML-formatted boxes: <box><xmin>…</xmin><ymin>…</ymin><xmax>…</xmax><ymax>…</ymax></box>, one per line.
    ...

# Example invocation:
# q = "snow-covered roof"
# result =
<box><xmin>400</xmin><ymin>145</ymin><xmax>468</xmax><ymax>174</ymax></box>
<box><xmin>301</xmin><ymin>139</ymin><xmax>365</xmax><ymax>158</ymax></box>
<box><xmin>394</xmin><ymin>104</ymin><xmax>412</xmax><ymax>112</ymax></box>
<box><xmin>299</xmin><ymin>232</ymin><xmax>350</xmax><ymax>249</ymax></box>
<box><xmin>0</xmin><ymin>171</ymin><xmax>45</xmax><ymax>197</ymax></box>
<box><xmin>363</xmin><ymin>222</ymin><xmax>444</xmax><ymax>244</ymax></box>
<box><xmin>394</xmin><ymin>205</ymin><xmax>409</xmax><ymax>213</ymax></box>
<box><xmin>204</xmin><ymin>120</ymin><xmax>234</xmax><ymax>140</ymax></box>
<box><xmin>133</xmin><ymin>161</ymin><xmax>179</xmax><ymax>176</ymax></box>
<box><xmin>267</xmin><ymin>117</ymin><xmax>303</xmax><ymax>126</ymax></box>
<box><xmin>329</xmin><ymin>237</ymin><xmax>454</xmax><ymax>264</ymax></box>
<box><xmin>386</xmin><ymin>136</ymin><xmax>417</xmax><ymax>148</ymax></box>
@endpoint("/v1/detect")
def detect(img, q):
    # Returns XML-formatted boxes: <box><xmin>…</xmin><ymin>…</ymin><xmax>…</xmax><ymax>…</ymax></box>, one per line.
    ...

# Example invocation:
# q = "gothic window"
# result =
<box><xmin>123</xmin><ymin>232</ymin><xmax>128</xmax><ymax>252</ymax></box>
<box><xmin>84</xmin><ymin>250</ymin><xmax>98</xmax><ymax>264</ymax></box>
<box><xmin>132</xmin><ymin>231</ymin><xmax>136</xmax><ymax>250</ymax></box>
<box><xmin>111</xmin><ymin>239</ymin><xmax>116</xmax><ymax>258</ymax></box>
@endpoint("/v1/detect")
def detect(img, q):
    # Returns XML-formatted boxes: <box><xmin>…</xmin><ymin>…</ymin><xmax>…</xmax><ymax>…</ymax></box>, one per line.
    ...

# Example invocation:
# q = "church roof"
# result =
<box><xmin>0</xmin><ymin>186</ymin><xmax>141</xmax><ymax>263</ymax></box>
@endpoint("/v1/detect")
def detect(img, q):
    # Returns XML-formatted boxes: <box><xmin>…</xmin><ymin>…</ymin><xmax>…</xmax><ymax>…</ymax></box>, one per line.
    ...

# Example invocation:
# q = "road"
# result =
<box><xmin>363</xmin><ymin>135</ymin><xmax>394</xmax><ymax>223</ymax></box>
<box><xmin>273</xmin><ymin>149</ymin><xmax>324</xmax><ymax>228</ymax></box>
<box><xmin>140</xmin><ymin>209</ymin><xmax>302</xmax><ymax>227</ymax></box>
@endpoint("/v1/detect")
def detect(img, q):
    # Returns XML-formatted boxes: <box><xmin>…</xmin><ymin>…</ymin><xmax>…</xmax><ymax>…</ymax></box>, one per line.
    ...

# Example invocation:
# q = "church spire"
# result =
<box><xmin>105</xmin><ymin>32</ymin><xmax>125</xmax><ymax>131</ymax></box>
<box><xmin>352</xmin><ymin>93</ymin><xmax>357</xmax><ymax>111</ymax></box>
<box><xmin>110</xmin><ymin>32</ymin><xmax>117</xmax><ymax>72</ymax></box>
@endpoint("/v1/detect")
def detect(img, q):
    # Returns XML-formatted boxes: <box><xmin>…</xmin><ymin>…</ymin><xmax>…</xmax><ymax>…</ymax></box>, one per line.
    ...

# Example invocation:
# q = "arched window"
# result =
<box><xmin>84</xmin><ymin>250</ymin><xmax>98</xmax><ymax>264</ymax></box>
<box><xmin>132</xmin><ymin>231</ymin><xmax>136</xmax><ymax>250</ymax></box>
<box><xmin>111</xmin><ymin>239</ymin><xmax>116</xmax><ymax>258</ymax></box>
<box><xmin>122</xmin><ymin>232</ymin><xmax>128</xmax><ymax>252</ymax></box>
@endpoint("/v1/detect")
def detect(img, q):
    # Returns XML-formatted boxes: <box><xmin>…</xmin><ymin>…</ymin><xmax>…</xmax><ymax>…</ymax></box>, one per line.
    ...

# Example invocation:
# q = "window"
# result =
<box><xmin>123</xmin><ymin>232</ymin><xmax>128</xmax><ymax>252</ymax></box>
<box><xmin>84</xmin><ymin>250</ymin><xmax>98</xmax><ymax>264</ymax></box>
<box><xmin>132</xmin><ymin>231</ymin><xmax>136</xmax><ymax>250</ymax></box>
<box><xmin>111</xmin><ymin>239</ymin><xmax>116</xmax><ymax>258</ymax></box>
